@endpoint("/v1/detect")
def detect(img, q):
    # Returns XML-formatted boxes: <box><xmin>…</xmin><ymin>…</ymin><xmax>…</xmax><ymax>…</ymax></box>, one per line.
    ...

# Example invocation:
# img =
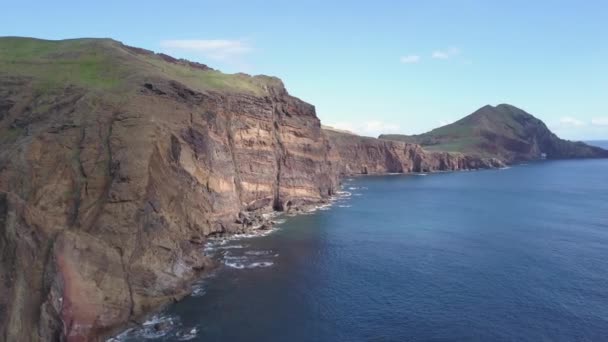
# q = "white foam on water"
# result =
<box><xmin>176</xmin><ymin>327</ymin><xmax>198</xmax><ymax>341</ymax></box>
<box><xmin>136</xmin><ymin>314</ymin><xmax>180</xmax><ymax>339</ymax></box>
<box><xmin>229</xmin><ymin>227</ymin><xmax>279</xmax><ymax>239</ymax></box>
<box><xmin>217</xmin><ymin>244</ymin><xmax>247</xmax><ymax>250</ymax></box>
<box><xmin>191</xmin><ymin>286</ymin><xmax>207</xmax><ymax>297</ymax></box>
<box><xmin>415</xmin><ymin>173</ymin><xmax>428</xmax><ymax>176</ymax></box>
<box><xmin>338</xmin><ymin>204</ymin><xmax>352</xmax><ymax>208</ymax></box>
<box><xmin>247</xmin><ymin>261</ymin><xmax>274</xmax><ymax>268</ymax></box>
<box><xmin>225</xmin><ymin>260</ymin><xmax>274</xmax><ymax>269</ymax></box>
<box><xmin>142</xmin><ymin>314</ymin><xmax>174</xmax><ymax>326</ymax></box>
<box><xmin>336</xmin><ymin>191</ymin><xmax>352</xmax><ymax>197</ymax></box>
<box><xmin>245</xmin><ymin>250</ymin><xmax>275</xmax><ymax>256</ymax></box>
<box><xmin>225</xmin><ymin>261</ymin><xmax>246</xmax><ymax>269</ymax></box>
<box><xmin>106</xmin><ymin>328</ymin><xmax>133</xmax><ymax>342</ymax></box>
<box><xmin>223</xmin><ymin>255</ymin><xmax>248</xmax><ymax>261</ymax></box>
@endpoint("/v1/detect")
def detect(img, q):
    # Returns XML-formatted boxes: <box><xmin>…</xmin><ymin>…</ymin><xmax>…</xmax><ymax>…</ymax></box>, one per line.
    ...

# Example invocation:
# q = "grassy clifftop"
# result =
<box><xmin>0</xmin><ymin>37</ymin><xmax>281</xmax><ymax>96</ymax></box>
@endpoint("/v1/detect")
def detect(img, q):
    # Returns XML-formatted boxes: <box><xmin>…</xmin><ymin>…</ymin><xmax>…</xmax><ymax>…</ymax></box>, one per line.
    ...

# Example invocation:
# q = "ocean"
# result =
<box><xmin>116</xmin><ymin>159</ymin><xmax>608</xmax><ymax>342</ymax></box>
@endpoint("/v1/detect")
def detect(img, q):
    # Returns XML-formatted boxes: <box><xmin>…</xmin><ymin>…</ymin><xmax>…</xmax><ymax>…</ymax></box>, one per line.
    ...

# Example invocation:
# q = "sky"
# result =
<box><xmin>3</xmin><ymin>0</ymin><xmax>608</xmax><ymax>139</ymax></box>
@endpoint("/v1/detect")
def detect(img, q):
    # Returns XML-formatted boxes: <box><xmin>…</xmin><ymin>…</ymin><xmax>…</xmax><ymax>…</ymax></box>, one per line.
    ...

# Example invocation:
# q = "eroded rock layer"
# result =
<box><xmin>325</xmin><ymin>129</ymin><xmax>504</xmax><ymax>175</ymax></box>
<box><xmin>0</xmin><ymin>75</ymin><xmax>337</xmax><ymax>341</ymax></box>
<box><xmin>0</xmin><ymin>38</ymin><xmax>502</xmax><ymax>342</ymax></box>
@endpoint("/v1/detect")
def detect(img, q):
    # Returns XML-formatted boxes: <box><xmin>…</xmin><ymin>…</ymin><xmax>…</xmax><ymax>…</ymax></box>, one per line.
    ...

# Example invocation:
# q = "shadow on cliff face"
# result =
<box><xmin>0</xmin><ymin>55</ymin><xmax>338</xmax><ymax>340</ymax></box>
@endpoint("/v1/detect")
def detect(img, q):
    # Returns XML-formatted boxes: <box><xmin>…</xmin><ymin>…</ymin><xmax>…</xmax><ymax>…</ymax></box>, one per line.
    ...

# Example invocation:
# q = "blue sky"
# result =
<box><xmin>3</xmin><ymin>0</ymin><xmax>608</xmax><ymax>139</ymax></box>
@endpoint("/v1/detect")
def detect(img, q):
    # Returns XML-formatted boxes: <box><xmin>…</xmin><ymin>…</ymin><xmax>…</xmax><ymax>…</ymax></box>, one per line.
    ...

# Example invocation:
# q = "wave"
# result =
<box><xmin>245</xmin><ymin>250</ymin><xmax>275</xmax><ymax>256</ymax></box>
<box><xmin>204</xmin><ymin>240</ymin><xmax>247</xmax><ymax>255</ymax></box>
<box><xmin>191</xmin><ymin>286</ymin><xmax>207</xmax><ymax>297</ymax></box>
<box><xmin>225</xmin><ymin>260</ymin><xmax>275</xmax><ymax>269</ymax></box>
<box><xmin>247</xmin><ymin>261</ymin><xmax>274</xmax><ymax>268</ymax></box>
<box><xmin>108</xmin><ymin>314</ymin><xmax>180</xmax><ymax>341</ymax></box>
<box><xmin>217</xmin><ymin>244</ymin><xmax>247</xmax><ymax>250</ymax></box>
<box><xmin>223</xmin><ymin>255</ymin><xmax>248</xmax><ymax>261</ymax></box>
<box><xmin>318</xmin><ymin>203</ymin><xmax>333</xmax><ymax>211</ymax></box>
<box><xmin>210</xmin><ymin>227</ymin><xmax>279</xmax><ymax>243</ymax></box>
<box><xmin>225</xmin><ymin>261</ymin><xmax>246</xmax><ymax>269</ymax></box>
<box><xmin>176</xmin><ymin>327</ymin><xmax>198</xmax><ymax>341</ymax></box>
<box><xmin>336</xmin><ymin>190</ymin><xmax>352</xmax><ymax>197</ymax></box>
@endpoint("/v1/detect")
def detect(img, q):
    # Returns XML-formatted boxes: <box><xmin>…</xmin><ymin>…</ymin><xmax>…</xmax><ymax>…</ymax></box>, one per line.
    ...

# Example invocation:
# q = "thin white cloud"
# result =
<box><xmin>159</xmin><ymin>39</ymin><xmax>252</xmax><ymax>61</ymax></box>
<box><xmin>432</xmin><ymin>47</ymin><xmax>461</xmax><ymax>60</ymax></box>
<box><xmin>558</xmin><ymin>117</ymin><xmax>586</xmax><ymax>127</ymax></box>
<box><xmin>551</xmin><ymin>117</ymin><xmax>608</xmax><ymax>140</ymax></box>
<box><xmin>591</xmin><ymin>117</ymin><xmax>608</xmax><ymax>126</ymax></box>
<box><xmin>400</xmin><ymin>55</ymin><xmax>421</xmax><ymax>64</ymax></box>
<box><xmin>328</xmin><ymin>121</ymin><xmax>401</xmax><ymax>137</ymax></box>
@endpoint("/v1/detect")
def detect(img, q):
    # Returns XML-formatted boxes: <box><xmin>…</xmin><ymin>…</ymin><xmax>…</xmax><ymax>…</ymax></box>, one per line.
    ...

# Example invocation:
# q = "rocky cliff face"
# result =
<box><xmin>0</xmin><ymin>38</ymin><xmax>339</xmax><ymax>341</ymax></box>
<box><xmin>0</xmin><ymin>38</ymin><xmax>504</xmax><ymax>342</ymax></box>
<box><xmin>325</xmin><ymin>129</ymin><xmax>504</xmax><ymax>175</ymax></box>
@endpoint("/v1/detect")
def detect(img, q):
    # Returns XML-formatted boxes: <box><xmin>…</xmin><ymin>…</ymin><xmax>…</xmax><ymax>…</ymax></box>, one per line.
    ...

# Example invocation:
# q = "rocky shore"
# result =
<box><xmin>0</xmin><ymin>38</ymin><xmax>540</xmax><ymax>342</ymax></box>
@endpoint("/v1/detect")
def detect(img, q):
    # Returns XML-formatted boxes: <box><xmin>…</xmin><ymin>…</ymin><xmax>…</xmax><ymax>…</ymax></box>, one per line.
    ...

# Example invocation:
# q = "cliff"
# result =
<box><xmin>0</xmin><ymin>38</ymin><xmax>510</xmax><ymax>341</ymax></box>
<box><xmin>380</xmin><ymin>104</ymin><xmax>608</xmax><ymax>163</ymax></box>
<box><xmin>0</xmin><ymin>37</ymin><xmax>337</xmax><ymax>341</ymax></box>
<box><xmin>326</xmin><ymin>129</ymin><xmax>504</xmax><ymax>175</ymax></box>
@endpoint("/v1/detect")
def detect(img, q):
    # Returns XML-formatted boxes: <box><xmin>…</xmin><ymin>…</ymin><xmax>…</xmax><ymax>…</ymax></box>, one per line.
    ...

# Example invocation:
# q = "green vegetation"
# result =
<box><xmin>0</xmin><ymin>37</ymin><xmax>277</xmax><ymax>96</ymax></box>
<box><xmin>0</xmin><ymin>38</ymin><xmax>123</xmax><ymax>90</ymax></box>
<box><xmin>380</xmin><ymin>104</ymin><xmax>608</xmax><ymax>161</ymax></box>
<box><xmin>136</xmin><ymin>54</ymin><xmax>269</xmax><ymax>95</ymax></box>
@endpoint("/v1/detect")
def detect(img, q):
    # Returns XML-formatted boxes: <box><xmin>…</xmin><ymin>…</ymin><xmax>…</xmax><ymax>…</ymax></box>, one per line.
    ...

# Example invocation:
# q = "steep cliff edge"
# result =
<box><xmin>0</xmin><ymin>37</ymin><xmax>511</xmax><ymax>341</ymax></box>
<box><xmin>325</xmin><ymin>129</ymin><xmax>504</xmax><ymax>175</ymax></box>
<box><xmin>380</xmin><ymin>104</ymin><xmax>608</xmax><ymax>163</ymax></box>
<box><xmin>0</xmin><ymin>37</ymin><xmax>337</xmax><ymax>341</ymax></box>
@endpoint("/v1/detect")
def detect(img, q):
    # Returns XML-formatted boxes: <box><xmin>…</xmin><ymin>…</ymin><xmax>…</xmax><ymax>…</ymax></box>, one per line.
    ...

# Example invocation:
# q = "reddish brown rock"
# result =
<box><xmin>0</xmin><ymin>38</ymin><xmax>502</xmax><ymax>342</ymax></box>
<box><xmin>0</xmin><ymin>70</ymin><xmax>337</xmax><ymax>341</ymax></box>
<box><xmin>325</xmin><ymin>129</ymin><xmax>504</xmax><ymax>176</ymax></box>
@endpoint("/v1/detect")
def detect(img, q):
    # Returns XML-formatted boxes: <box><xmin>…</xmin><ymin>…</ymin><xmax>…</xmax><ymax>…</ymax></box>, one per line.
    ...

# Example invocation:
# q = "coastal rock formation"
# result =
<box><xmin>0</xmin><ymin>38</ymin><xmax>336</xmax><ymax>341</ymax></box>
<box><xmin>0</xmin><ymin>38</ymin><xmax>551</xmax><ymax>342</ymax></box>
<box><xmin>380</xmin><ymin>104</ymin><xmax>608</xmax><ymax>163</ymax></box>
<box><xmin>325</xmin><ymin>128</ymin><xmax>504</xmax><ymax>175</ymax></box>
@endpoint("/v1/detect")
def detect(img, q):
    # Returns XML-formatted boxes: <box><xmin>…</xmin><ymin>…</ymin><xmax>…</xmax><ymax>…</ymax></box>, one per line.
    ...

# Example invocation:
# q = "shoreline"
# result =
<box><xmin>105</xmin><ymin>164</ymin><xmax>506</xmax><ymax>340</ymax></box>
<box><xmin>109</xmin><ymin>158</ymin><xmax>608</xmax><ymax>339</ymax></box>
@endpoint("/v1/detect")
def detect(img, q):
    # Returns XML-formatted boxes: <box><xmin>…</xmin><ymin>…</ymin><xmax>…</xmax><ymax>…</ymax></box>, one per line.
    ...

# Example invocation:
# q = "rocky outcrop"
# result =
<box><xmin>0</xmin><ymin>68</ymin><xmax>337</xmax><ymax>340</ymax></box>
<box><xmin>326</xmin><ymin>129</ymin><xmax>504</xmax><ymax>176</ymax></box>
<box><xmin>0</xmin><ymin>37</ymin><xmax>504</xmax><ymax>342</ymax></box>
<box><xmin>380</xmin><ymin>104</ymin><xmax>608</xmax><ymax>163</ymax></box>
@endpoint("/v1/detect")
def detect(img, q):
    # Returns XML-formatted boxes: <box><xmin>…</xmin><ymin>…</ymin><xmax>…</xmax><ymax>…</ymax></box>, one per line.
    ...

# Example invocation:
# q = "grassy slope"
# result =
<box><xmin>380</xmin><ymin>104</ymin><xmax>608</xmax><ymax>161</ymax></box>
<box><xmin>381</xmin><ymin>105</ymin><xmax>513</xmax><ymax>155</ymax></box>
<box><xmin>0</xmin><ymin>37</ymin><xmax>280</xmax><ymax>96</ymax></box>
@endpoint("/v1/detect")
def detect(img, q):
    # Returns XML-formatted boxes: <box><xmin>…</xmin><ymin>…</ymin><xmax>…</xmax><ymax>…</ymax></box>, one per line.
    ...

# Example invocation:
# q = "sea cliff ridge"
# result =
<box><xmin>0</xmin><ymin>37</ymin><xmax>606</xmax><ymax>341</ymax></box>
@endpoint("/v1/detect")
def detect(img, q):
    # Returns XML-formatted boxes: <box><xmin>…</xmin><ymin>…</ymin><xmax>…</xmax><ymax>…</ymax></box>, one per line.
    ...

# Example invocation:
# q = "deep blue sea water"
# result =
<box><xmin>119</xmin><ymin>159</ymin><xmax>608</xmax><ymax>342</ymax></box>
